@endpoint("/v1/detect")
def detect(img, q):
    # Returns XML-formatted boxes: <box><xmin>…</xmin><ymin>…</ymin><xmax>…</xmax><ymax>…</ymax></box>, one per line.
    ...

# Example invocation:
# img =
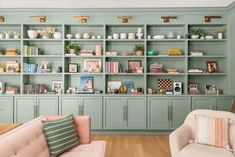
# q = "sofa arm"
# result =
<box><xmin>169</xmin><ymin>125</ymin><xmax>193</xmax><ymax>157</ymax></box>
<box><xmin>73</xmin><ymin>116</ymin><xmax>91</xmax><ymax>144</ymax></box>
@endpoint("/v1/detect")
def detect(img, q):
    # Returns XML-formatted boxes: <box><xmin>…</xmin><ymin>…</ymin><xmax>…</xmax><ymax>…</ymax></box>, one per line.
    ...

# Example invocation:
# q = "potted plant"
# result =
<box><xmin>217</xmin><ymin>27</ymin><xmax>226</xmax><ymax>39</ymax></box>
<box><xmin>189</xmin><ymin>29</ymin><xmax>205</xmax><ymax>39</ymax></box>
<box><xmin>133</xmin><ymin>44</ymin><xmax>144</xmax><ymax>56</ymax></box>
<box><xmin>66</xmin><ymin>43</ymin><xmax>80</xmax><ymax>55</ymax></box>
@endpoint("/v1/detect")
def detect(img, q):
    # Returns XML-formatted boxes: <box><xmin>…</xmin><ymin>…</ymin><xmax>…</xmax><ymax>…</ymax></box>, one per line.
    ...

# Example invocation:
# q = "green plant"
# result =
<box><xmin>66</xmin><ymin>43</ymin><xmax>80</xmax><ymax>53</ymax></box>
<box><xmin>217</xmin><ymin>27</ymin><xmax>226</xmax><ymax>33</ymax></box>
<box><xmin>133</xmin><ymin>44</ymin><xmax>144</xmax><ymax>52</ymax></box>
<box><xmin>189</xmin><ymin>29</ymin><xmax>205</xmax><ymax>38</ymax></box>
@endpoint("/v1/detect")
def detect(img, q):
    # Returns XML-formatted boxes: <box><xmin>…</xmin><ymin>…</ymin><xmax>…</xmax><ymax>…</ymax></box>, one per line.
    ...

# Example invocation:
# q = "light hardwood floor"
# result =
<box><xmin>92</xmin><ymin>135</ymin><xmax>171</xmax><ymax>157</ymax></box>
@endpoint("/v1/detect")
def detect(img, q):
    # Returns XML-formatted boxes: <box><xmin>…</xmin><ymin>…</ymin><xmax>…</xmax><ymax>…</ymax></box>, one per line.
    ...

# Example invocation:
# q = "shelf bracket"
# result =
<box><xmin>204</xmin><ymin>16</ymin><xmax>221</xmax><ymax>22</ymax></box>
<box><xmin>117</xmin><ymin>16</ymin><xmax>133</xmax><ymax>23</ymax></box>
<box><xmin>0</xmin><ymin>16</ymin><xmax>5</xmax><ymax>22</ymax></box>
<box><xmin>73</xmin><ymin>16</ymin><xmax>89</xmax><ymax>23</ymax></box>
<box><xmin>161</xmin><ymin>16</ymin><xmax>177</xmax><ymax>23</ymax></box>
<box><xmin>29</xmin><ymin>16</ymin><xmax>46</xmax><ymax>23</ymax></box>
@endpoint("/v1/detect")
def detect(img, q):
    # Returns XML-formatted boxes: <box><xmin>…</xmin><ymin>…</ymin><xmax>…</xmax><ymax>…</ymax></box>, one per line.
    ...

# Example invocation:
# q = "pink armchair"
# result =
<box><xmin>169</xmin><ymin>109</ymin><xmax>235</xmax><ymax>157</ymax></box>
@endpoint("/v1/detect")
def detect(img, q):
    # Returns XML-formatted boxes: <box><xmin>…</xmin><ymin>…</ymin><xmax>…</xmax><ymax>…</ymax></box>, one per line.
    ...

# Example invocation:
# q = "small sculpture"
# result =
<box><xmin>136</xmin><ymin>28</ymin><xmax>143</xmax><ymax>39</ymax></box>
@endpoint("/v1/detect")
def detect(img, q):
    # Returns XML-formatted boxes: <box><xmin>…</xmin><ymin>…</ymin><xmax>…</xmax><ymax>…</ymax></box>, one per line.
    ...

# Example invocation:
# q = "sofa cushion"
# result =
<box><xmin>179</xmin><ymin>143</ymin><xmax>234</xmax><ymax>157</ymax></box>
<box><xmin>42</xmin><ymin>114</ymin><xmax>79</xmax><ymax>157</ymax></box>
<box><xmin>195</xmin><ymin>114</ymin><xmax>230</xmax><ymax>149</ymax></box>
<box><xmin>58</xmin><ymin>141</ymin><xmax>106</xmax><ymax>157</ymax></box>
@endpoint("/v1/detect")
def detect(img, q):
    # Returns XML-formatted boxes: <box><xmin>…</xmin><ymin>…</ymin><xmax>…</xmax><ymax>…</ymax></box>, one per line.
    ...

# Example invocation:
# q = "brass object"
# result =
<box><xmin>117</xmin><ymin>16</ymin><xmax>133</xmax><ymax>23</ymax></box>
<box><xmin>119</xmin><ymin>84</ymin><xmax>127</xmax><ymax>93</ymax></box>
<box><xmin>73</xmin><ymin>16</ymin><xmax>89</xmax><ymax>23</ymax></box>
<box><xmin>204</xmin><ymin>16</ymin><xmax>221</xmax><ymax>22</ymax></box>
<box><xmin>29</xmin><ymin>16</ymin><xmax>46</xmax><ymax>23</ymax></box>
<box><xmin>0</xmin><ymin>16</ymin><xmax>5</xmax><ymax>22</ymax></box>
<box><xmin>161</xmin><ymin>16</ymin><xmax>177</xmax><ymax>23</ymax></box>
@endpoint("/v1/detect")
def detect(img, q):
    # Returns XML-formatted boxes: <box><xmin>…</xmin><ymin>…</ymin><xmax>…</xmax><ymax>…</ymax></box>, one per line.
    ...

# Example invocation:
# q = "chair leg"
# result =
<box><xmin>231</xmin><ymin>100</ymin><xmax>235</xmax><ymax>113</ymax></box>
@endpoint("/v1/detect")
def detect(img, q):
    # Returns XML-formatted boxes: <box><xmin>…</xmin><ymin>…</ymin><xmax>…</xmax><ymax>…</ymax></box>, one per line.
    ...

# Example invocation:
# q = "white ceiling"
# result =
<box><xmin>0</xmin><ymin>0</ymin><xmax>234</xmax><ymax>8</ymax></box>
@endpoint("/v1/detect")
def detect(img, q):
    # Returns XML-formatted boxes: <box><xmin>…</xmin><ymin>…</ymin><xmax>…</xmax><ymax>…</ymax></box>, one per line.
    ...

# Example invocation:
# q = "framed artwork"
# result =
<box><xmin>128</xmin><ymin>60</ymin><xmax>141</xmax><ymax>73</ymax></box>
<box><xmin>80</xmin><ymin>76</ymin><xmax>93</xmax><ymax>90</ymax></box>
<box><xmin>84</xmin><ymin>59</ymin><xmax>101</xmax><ymax>73</ymax></box>
<box><xmin>123</xmin><ymin>81</ymin><xmax>134</xmax><ymax>93</ymax></box>
<box><xmin>51</xmin><ymin>81</ymin><xmax>62</xmax><ymax>91</ymax></box>
<box><xmin>68</xmin><ymin>63</ymin><xmax>78</xmax><ymax>73</ymax></box>
<box><xmin>207</xmin><ymin>61</ymin><xmax>219</xmax><ymax>73</ymax></box>
<box><xmin>107</xmin><ymin>81</ymin><xmax>122</xmax><ymax>93</ymax></box>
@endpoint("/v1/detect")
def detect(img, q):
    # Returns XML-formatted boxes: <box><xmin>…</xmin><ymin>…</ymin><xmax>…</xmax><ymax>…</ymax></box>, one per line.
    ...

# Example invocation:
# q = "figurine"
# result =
<box><xmin>136</xmin><ymin>28</ymin><xmax>143</xmax><ymax>39</ymax></box>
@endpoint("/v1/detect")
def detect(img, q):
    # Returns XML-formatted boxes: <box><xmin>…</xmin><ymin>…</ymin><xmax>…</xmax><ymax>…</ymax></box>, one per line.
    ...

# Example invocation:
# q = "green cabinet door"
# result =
<box><xmin>0</xmin><ymin>97</ymin><xmax>13</xmax><ymax>123</ymax></box>
<box><xmin>37</xmin><ymin>97</ymin><xmax>59</xmax><ymax>116</ymax></box>
<box><xmin>104</xmin><ymin>97</ymin><xmax>124</xmax><ymax>129</ymax></box>
<box><xmin>81</xmin><ymin>97</ymin><xmax>102</xmax><ymax>130</ymax></box>
<box><xmin>214</xmin><ymin>97</ymin><xmax>234</xmax><ymax>112</ymax></box>
<box><xmin>170</xmin><ymin>97</ymin><xmax>191</xmax><ymax>129</ymax></box>
<box><xmin>126</xmin><ymin>97</ymin><xmax>146</xmax><ymax>129</ymax></box>
<box><xmin>148</xmin><ymin>97</ymin><xmax>169</xmax><ymax>130</ymax></box>
<box><xmin>59</xmin><ymin>97</ymin><xmax>80</xmax><ymax>116</ymax></box>
<box><xmin>14</xmin><ymin>97</ymin><xmax>37</xmax><ymax>123</ymax></box>
<box><xmin>192</xmin><ymin>97</ymin><xmax>213</xmax><ymax>110</ymax></box>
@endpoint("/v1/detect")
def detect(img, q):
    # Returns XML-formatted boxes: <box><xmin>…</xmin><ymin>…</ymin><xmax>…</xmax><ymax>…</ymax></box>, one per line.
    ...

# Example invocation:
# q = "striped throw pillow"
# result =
<box><xmin>42</xmin><ymin>115</ymin><xmax>79</xmax><ymax>157</ymax></box>
<box><xmin>195</xmin><ymin>114</ymin><xmax>230</xmax><ymax>149</ymax></box>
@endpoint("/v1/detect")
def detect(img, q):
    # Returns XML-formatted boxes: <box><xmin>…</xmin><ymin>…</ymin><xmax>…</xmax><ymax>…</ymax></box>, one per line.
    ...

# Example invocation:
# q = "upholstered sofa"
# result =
<box><xmin>0</xmin><ymin>115</ymin><xmax>106</xmax><ymax>157</ymax></box>
<box><xmin>169</xmin><ymin>109</ymin><xmax>235</xmax><ymax>157</ymax></box>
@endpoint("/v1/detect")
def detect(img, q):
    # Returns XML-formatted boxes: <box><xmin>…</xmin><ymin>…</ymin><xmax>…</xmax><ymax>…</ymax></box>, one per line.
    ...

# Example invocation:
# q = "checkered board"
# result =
<box><xmin>157</xmin><ymin>79</ymin><xmax>172</xmax><ymax>92</ymax></box>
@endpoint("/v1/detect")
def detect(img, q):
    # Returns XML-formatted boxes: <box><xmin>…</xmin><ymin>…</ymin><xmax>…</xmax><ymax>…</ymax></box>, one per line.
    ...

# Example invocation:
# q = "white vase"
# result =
<box><xmin>218</xmin><ymin>33</ymin><xmax>223</xmax><ymax>39</ymax></box>
<box><xmin>54</xmin><ymin>32</ymin><xmax>62</xmax><ymax>39</ymax></box>
<box><xmin>83</xmin><ymin>33</ymin><xmax>90</xmax><ymax>39</ymax></box>
<box><xmin>75</xmin><ymin>33</ymin><xmax>81</xmax><ymax>39</ymax></box>
<box><xmin>113</xmin><ymin>33</ymin><xmax>119</xmax><ymax>39</ymax></box>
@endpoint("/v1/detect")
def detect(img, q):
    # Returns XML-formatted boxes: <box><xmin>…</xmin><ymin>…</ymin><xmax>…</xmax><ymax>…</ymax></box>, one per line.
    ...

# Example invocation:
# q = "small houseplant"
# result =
<box><xmin>66</xmin><ymin>43</ymin><xmax>80</xmax><ymax>55</ymax></box>
<box><xmin>217</xmin><ymin>27</ymin><xmax>226</xmax><ymax>39</ymax></box>
<box><xmin>133</xmin><ymin>44</ymin><xmax>144</xmax><ymax>56</ymax></box>
<box><xmin>189</xmin><ymin>29</ymin><xmax>205</xmax><ymax>39</ymax></box>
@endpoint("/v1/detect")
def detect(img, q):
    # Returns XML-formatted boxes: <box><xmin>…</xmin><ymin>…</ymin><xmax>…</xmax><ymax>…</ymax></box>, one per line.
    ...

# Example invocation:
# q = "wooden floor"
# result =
<box><xmin>92</xmin><ymin>135</ymin><xmax>171</xmax><ymax>157</ymax></box>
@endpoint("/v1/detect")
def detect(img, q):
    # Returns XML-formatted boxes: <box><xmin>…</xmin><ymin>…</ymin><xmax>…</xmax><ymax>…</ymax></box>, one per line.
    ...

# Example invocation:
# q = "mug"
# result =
<box><xmin>113</xmin><ymin>33</ymin><xmax>119</xmax><ymax>39</ymax></box>
<box><xmin>54</xmin><ymin>32</ymin><xmax>62</xmax><ymax>39</ymax></box>
<box><xmin>128</xmin><ymin>33</ymin><xmax>135</xmax><ymax>39</ymax></box>
<box><xmin>120</xmin><ymin>33</ymin><xmax>127</xmax><ymax>39</ymax></box>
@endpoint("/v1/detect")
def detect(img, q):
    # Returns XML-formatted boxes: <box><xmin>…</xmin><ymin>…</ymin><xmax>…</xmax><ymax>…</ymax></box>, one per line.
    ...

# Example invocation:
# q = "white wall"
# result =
<box><xmin>0</xmin><ymin>0</ymin><xmax>234</xmax><ymax>8</ymax></box>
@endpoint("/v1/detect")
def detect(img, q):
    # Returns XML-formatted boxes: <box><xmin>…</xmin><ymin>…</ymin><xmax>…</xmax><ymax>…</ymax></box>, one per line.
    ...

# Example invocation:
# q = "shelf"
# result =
<box><xmin>64</xmin><ymin>55</ymin><xmax>103</xmax><ymax>58</ymax></box>
<box><xmin>147</xmin><ymin>55</ymin><xmax>185</xmax><ymax>58</ymax></box>
<box><xmin>0</xmin><ymin>39</ymin><xmax>21</xmax><ymax>41</ymax></box>
<box><xmin>23</xmin><ymin>39</ymin><xmax>62</xmax><ymax>42</ymax></box>
<box><xmin>23</xmin><ymin>55</ymin><xmax>62</xmax><ymax>58</ymax></box>
<box><xmin>188</xmin><ymin>39</ymin><xmax>226</xmax><ymax>42</ymax></box>
<box><xmin>146</xmin><ymin>39</ymin><xmax>186</xmax><ymax>42</ymax></box>
<box><xmin>64</xmin><ymin>73</ymin><xmax>103</xmax><ymax>75</ymax></box>
<box><xmin>147</xmin><ymin>73</ymin><xmax>186</xmax><ymax>76</ymax></box>
<box><xmin>188</xmin><ymin>55</ymin><xmax>226</xmax><ymax>58</ymax></box>
<box><xmin>0</xmin><ymin>55</ymin><xmax>21</xmax><ymax>58</ymax></box>
<box><xmin>0</xmin><ymin>73</ymin><xmax>21</xmax><ymax>75</ymax></box>
<box><xmin>105</xmin><ymin>55</ymin><xmax>144</xmax><ymax>58</ymax></box>
<box><xmin>105</xmin><ymin>73</ymin><xmax>144</xmax><ymax>75</ymax></box>
<box><xmin>22</xmin><ymin>73</ymin><xmax>63</xmax><ymax>75</ymax></box>
<box><xmin>105</xmin><ymin>39</ymin><xmax>144</xmax><ymax>42</ymax></box>
<box><xmin>64</xmin><ymin>39</ymin><xmax>103</xmax><ymax>42</ymax></box>
<box><xmin>187</xmin><ymin>73</ymin><xmax>226</xmax><ymax>76</ymax></box>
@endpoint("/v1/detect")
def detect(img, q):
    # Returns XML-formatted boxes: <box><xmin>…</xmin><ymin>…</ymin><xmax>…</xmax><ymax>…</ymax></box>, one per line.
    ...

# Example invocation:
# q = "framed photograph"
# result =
<box><xmin>80</xmin><ymin>76</ymin><xmax>93</xmax><ymax>90</ymax></box>
<box><xmin>51</xmin><ymin>81</ymin><xmax>62</xmax><ymax>91</ymax></box>
<box><xmin>107</xmin><ymin>81</ymin><xmax>122</xmax><ymax>93</ymax></box>
<box><xmin>68</xmin><ymin>63</ymin><xmax>78</xmax><ymax>73</ymax></box>
<box><xmin>207</xmin><ymin>61</ymin><xmax>219</xmax><ymax>73</ymax></box>
<box><xmin>84</xmin><ymin>59</ymin><xmax>101</xmax><ymax>73</ymax></box>
<box><xmin>128</xmin><ymin>60</ymin><xmax>141</xmax><ymax>73</ymax></box>
<box><xmin>123</xmin><ymin>81</ymin><xmax>134</xmax><ymax>93</ymax></box>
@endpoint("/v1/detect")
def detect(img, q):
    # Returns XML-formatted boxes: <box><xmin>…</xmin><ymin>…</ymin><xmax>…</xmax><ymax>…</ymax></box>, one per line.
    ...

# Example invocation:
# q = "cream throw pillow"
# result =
<box><xmin>194</xmin><ymin>114</ymin><xmax>230</xmax><ymax>149</ymax></box>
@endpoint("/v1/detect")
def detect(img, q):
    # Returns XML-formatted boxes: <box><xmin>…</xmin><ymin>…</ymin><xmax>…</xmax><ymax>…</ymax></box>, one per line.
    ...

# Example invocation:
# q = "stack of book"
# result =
<box><xmin>188</xmin><ymin>68</ymin><xmax>203</xmax><ymax>73</ymax></box>
<box><xmin>80</xmin><ymin>50</ymin><xmax>94</xmax><ymax>56</ymax></box>
<box><xmin>149</xmin><ymin>63</ymin><xmax>163</xmax><ymax>73</ymax></box>
<box><xmin>24</xmin><ymin>84</ymin><xmax>47</xmax><ymax>94</ymax></box>
<box><xmin>105</xmin><ymin>62</ymin><xmax>120</xmax><ymax>73</ymax></box>
<box><xmin>190</xmin><ymin>51</ymin><xmax>204</xmax><ymax>56</ymax></box>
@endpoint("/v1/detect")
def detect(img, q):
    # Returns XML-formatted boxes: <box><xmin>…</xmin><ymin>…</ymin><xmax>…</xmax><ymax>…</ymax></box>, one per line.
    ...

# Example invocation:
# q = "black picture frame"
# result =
<box><xmin>128</xmin><ymin>60</ymin><xmax>142</xmax><ymax>73</ymax></box>
<box><xmin>68</xmin><ymin>63</ymin><xmax>78</xmax><ymax>73</ymax></box>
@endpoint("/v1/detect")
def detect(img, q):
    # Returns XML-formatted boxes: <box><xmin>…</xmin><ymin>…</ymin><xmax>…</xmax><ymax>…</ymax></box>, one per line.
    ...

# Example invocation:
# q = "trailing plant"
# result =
<box><xmin>66</xmin><ymin>43</ymin><xmax>80</xmax><ymax>53</ymax></box>
<box><xmin>133</xmin><ymin>44</ymin><xmax>144</xmax><ymax>52</ymax></box>
<box><xmin>189</xmin><ymin>29</ymin><xmax>205</xmax><ymax>38</ymax></box>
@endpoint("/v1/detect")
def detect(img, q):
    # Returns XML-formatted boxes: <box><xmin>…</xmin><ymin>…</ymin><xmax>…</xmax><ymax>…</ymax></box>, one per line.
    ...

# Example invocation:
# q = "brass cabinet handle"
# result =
<box><xmin>79</xmin><ymin>104</ymin><xmax>83</xmax><ymax>115</ymax></box>
<box><xmin>82</xmin><ymin>104</ymin><xmax>84</xmax><ymax>115</ymax></box>
<box><xmin>123</xmin><ymin>105</ymin><xmax>126</xmax><ymax>121</ymax></box>
<box><xmin>168</xmin><ymin>106</ymin><xmax>171</xmax><ymax>121</ymax></box>
<box><xmin>125</xmin><ymin>105</ymin><xmax>128</xmax><ymax>121</ymax></box>
<box><xmin>170</xmin><ymin>106</ymin><xmax>173</xmax><ymax>121</ymax></box>
<box><xmin>33</xmin><ymin>105</ymin><xmax>37</xmax><ymax>118</ymax></box>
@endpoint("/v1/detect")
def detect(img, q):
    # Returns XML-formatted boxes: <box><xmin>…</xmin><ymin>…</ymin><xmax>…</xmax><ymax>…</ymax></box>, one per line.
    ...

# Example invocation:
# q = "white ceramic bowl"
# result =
<box><xmin>27</xmin><ymin>30</ymin><xmax>38</xmax><ymax>39</ymax></box>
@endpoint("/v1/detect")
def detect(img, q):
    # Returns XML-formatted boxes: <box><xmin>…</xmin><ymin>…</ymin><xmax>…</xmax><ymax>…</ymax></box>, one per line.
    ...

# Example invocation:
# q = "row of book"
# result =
<box><xmin>24</xmin><ymin>84</ymin><xmax>47</xmax><ymax>94</ymax></box>
<box><xmin>149</xmin><ymin>63</ymin><xmax>164</xmax><ymax>73</ymax></box>
<box><xmin>23</xmin><ymin>45</ymin><xmax>42</xmax><ymax>56</ymax></box>
<box><xmin>105</xmin><ymin>62</ymin><xmax>120</xmax><ymax>73</ymax></box>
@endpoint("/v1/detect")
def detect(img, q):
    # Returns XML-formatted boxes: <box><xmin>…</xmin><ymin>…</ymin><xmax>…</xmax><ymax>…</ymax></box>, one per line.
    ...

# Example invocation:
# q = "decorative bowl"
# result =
<box><xmin>147</xmin><ymin>50</ymin><xmax>157</xmax><ymax>56</ymax></box>
<box><xmin>153</xmin><ymin>35</ymin><xmax>165</xmax><ymax>39</ymax></box>
<box><xmin>205</xmin><ymin>35</ymin><xmax>214</xmax><ymax>40</ymax></box>
<box><xmin>27</xmin><ymin>30</ymin><xmax>38</xmax><ymax>39</ymax></box>
<box><xmin>191</xmin><ymin>35</ymin><xmax>199</xmax><ymax>39</ymax></box>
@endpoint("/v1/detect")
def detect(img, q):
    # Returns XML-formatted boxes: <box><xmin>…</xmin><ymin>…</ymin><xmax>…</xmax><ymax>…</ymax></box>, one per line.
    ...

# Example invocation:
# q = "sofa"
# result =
<box><xmin>169</xmin><ymin>109</ymin><xmax>235</xmax><ymax>157</ymax></box>
<box><xmin>0</xmin><ymin>115</ymin><xmax>106</xmax><ymax>157</ymax></box>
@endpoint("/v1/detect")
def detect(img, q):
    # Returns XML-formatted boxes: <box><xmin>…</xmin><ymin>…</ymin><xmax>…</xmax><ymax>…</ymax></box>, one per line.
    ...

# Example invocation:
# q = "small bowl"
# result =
<box><xmin>27</xmin><ymin>30</ymin><xmax>38</xmax><ymax>39</ymax></box>
<box><xmin>147</xmin><ymin>50</ymin><xmax>157</xmax><ymax>56</ymax></box>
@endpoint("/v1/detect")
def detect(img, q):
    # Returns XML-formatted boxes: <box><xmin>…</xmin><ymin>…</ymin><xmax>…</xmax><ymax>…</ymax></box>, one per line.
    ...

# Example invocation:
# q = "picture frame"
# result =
<box><xmin>107</xmin><ymin>81</ymin><xmax>122</xmax><ymax>93</ymax></box>
<box><xmin>206</xmin><ymin>61</ymin><xmax>219</xmax><ymax>73</ymax></box>
<box><xmin>84</xmin><ymin>59</ymin><xmax>101</xmax><ymax>73</ymax></box>
<box><xmin>51</xmin><ymin>80</ymin><xmax>62</xmax><ymax>91</ymax></box>
<box><xmin>80</xmin><ymin>76</ymin><xmax>93</xmax><ymax>90</ymax></box>
<box><xmin>68</xmin><ymin>63</ymin><xmax>78</xmax><ymax>73</ymax></box>
<box><xmin>123</xmin><ymin>81</ymin><xmax>134</xmax><ymax>93</ymax></box>
<box><xmin>128</xmin><ymin>60</ymin><xmax>141</xmax><ymax>73</ymax></box>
